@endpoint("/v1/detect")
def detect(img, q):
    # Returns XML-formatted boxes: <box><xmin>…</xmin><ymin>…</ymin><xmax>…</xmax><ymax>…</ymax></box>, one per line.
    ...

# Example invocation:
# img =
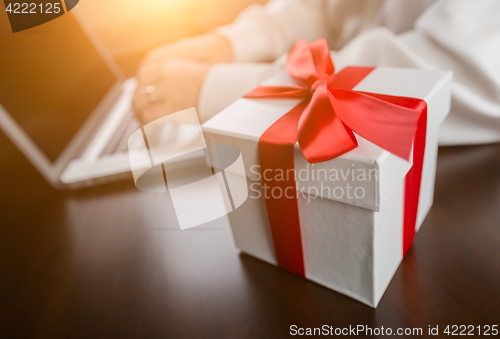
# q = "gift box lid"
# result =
<box><xmin>203</xmin><ymin>66</ymin><xmax>452</xmax><ymax>211</ymax></box>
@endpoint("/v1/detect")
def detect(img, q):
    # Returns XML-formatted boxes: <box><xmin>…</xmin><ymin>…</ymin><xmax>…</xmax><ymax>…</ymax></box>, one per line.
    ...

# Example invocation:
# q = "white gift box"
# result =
<box><xmin>202</xmin><ymin>67</ymin><xmax>452</xmax><ymax>307</ymax></box>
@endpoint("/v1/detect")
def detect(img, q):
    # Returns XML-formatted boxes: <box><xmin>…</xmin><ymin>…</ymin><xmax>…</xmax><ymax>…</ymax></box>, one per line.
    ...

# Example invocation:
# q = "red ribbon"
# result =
<box><xmin>244</xmin><ymin>39</ymin><xmax>427</xmax><ymax>276</ymax></box>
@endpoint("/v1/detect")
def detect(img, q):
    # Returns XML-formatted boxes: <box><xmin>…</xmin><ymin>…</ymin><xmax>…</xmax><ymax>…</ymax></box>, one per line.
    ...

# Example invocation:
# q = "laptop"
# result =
<box><xmin>0</xmin><ymin>9</ymin><xmax>151</xmax><ymax>189</ymax></box>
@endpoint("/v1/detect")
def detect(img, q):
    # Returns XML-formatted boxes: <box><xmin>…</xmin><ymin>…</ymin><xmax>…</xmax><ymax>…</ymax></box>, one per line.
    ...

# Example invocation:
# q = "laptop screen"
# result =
<box><xmin>0</xmin><ymin>12</ymin><xmax>117</xmax><ymax>162</ymax></box>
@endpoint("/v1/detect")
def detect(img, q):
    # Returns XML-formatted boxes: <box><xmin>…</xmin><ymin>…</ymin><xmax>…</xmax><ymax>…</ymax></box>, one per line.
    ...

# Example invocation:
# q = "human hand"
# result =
<box><xmin>132</xmin><ymin>34</ymin><xmax>233</xmax><ymax>125</ymax></box>
<box><xmin>132</xmin><ymin>59</ymin><xmax>212</xmax><ymax>125</ymax></box>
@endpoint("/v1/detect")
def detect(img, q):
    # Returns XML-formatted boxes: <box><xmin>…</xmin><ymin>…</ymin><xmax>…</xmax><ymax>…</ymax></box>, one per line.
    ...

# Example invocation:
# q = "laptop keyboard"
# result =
<box><xmin>100</xmin><ymin>110</ymin><xmax>141</xmax><ymax>156</ymax></box>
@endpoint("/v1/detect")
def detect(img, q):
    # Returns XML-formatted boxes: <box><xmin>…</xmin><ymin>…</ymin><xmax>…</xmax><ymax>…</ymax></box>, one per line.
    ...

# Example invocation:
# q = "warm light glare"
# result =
<box><xmin>78</xmin><ymin>0</ymin><xmax>266</xmax><ymax>59</ymax></box>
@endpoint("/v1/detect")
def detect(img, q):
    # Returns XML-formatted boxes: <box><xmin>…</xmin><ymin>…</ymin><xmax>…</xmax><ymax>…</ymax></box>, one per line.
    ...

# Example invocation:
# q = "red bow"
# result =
<box><xmin>244</xmin><ymin>39</ymin><xmax>427</xmax><ymax>276</ymax></box>
<box><xmin>245</xmin><ymin>38</ymin><xmax>421</xmax><ymax>163</ymax></box>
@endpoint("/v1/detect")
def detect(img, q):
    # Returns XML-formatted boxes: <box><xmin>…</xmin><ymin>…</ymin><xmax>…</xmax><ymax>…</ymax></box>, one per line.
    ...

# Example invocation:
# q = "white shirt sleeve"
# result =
<box><xmin>331</xmin><ymin>0</ymin><xmax>500</xmax><ymax>145</ymax></box>
<box><xmin>411</xmin><ymin>0</ymin><xmax>500</xmax><ymax>145</ymax></box>
<box><xmin>216</xmin><ymin>0</ymin><xmax>327</xmax><ymax>62</ymax></box>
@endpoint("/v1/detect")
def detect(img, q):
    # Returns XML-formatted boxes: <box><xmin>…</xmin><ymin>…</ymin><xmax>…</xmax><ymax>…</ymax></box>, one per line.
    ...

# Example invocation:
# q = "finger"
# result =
<box><xmin>138</xmin><ymin>59</ymin><xmax>207</xmax><ymax>90</ymax></box>
<box><xmin>136</xmin><ymin>59</ymin><xmax>189</xmax><ymax>87</ymax></box>
<box><xmin>133</xmin><ymin>81</ymin><xmax>177</xmax><ymax>122</ymax></box>
<box><xmin>151</xmin><ymin>59</ymin><xmax>204</xmax><ymax>87</ymax></box>
<box><xmin>138</xmin><ymin>47</ymin><xmax>169</xmax><ymax>70</ymax></box>
<box><xmin>136</xmin><ymin>60</ymin><xmax>179</xmax><ymax>89</ymax></box>
<box><xmin>133</xmin><ymin>84</ymin><xmax>167</xmax><ymax>115</ymax></box>
<box><xmin>139</xmin><ymin>102</ymin><xmax>176</xmax><ymax>125</ymax></box>
<box><xmin>138</xmin><ymin>42</ymin><xmax>186</xmax><ymax>69</ymax></box>
<box><xmin>132</xmin><ymin>85</ymin><xmax>150</xmax><ymax>114</ymax></box>
<box><xmin>136</xmin><ymin>61</ymin><xmax>164</xmax><ymax>85</ymax></box>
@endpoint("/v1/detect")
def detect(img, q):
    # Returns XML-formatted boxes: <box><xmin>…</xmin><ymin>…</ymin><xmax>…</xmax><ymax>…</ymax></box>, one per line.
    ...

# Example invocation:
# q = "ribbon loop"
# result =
<box><xmin>298</xmin><ymin>82</ymin><xmax>358</xmax><ymax>163</ymax></box>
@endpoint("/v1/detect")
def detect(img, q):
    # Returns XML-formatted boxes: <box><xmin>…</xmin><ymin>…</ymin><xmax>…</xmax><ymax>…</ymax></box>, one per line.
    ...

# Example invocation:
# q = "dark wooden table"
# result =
<box><xmin>1</xmin><ymin>129</ymin><xmax>499</xmax><ymax>338</ymax></box>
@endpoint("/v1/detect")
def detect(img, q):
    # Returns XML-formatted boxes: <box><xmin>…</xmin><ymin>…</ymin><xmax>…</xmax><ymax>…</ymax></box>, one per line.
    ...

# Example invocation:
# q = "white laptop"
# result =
<box><xmin>0</xmin><ymin>9</ymin><xmax>173</xmax><ymax>189</ymax></box>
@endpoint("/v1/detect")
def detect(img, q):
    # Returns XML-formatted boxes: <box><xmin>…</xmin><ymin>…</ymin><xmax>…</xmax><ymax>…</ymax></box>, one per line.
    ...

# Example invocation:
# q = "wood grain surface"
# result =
<box><xmin>1</xmin><ymin>129</ymin><xmax>499</xmax><ymax>338</ymax></box>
